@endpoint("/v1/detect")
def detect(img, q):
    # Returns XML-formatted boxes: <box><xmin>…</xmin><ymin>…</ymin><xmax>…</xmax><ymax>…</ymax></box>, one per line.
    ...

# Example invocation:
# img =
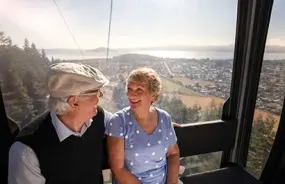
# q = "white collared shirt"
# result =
<box><xmin>50</xmin><ymin>111</ymin><xmax>93</xmax><ymax>142</ymax></box>
<box><xmin>8</xmin><ymin>111</ymin><xmax>112</xmax><ymax>184</ymax></box>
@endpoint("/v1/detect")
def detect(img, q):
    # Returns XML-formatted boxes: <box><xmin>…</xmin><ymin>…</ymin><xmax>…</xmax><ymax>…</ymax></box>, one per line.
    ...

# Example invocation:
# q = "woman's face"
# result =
<box><xmin>127</xmin><ymin>81</ymin><xmax>155</xmax><ymax>110</ymax></box>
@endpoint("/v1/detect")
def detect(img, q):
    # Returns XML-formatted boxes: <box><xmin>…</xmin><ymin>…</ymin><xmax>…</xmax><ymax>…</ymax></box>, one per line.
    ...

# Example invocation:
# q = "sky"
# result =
<box><xmin>0</xmin><ymin>0</ymin><xmax>284</xmax><ymax>49</ymax></box>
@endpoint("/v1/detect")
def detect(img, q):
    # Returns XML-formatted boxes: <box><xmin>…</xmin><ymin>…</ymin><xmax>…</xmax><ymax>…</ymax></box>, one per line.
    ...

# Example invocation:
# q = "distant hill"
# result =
<box><xmin>46</xmin><ymin>47</ymin><xmax>117</xmax><ymax>53</ymax></box>
<box><xmin>45</xmin><ymin>45</ymin><xmax>285</xmax><ymax>54</ymax></box>
<box><xmin>85</xmin><ymin>47</ymin><xmax>117</xmax><ymax>52</ymax></box>
<box><xmin>265</xmin><ymin>45</ymin><xmax>285</xmax><ymax>53</ymax></box>
<box><xmin>112</xmin><ymin>53</ymin><xmax>156</xmax><ymax>61</ymax></box>
<box><xmin>127</xmin><ymin>45</ymin><xmax>285</xmax><ymax>53</ymax></box>
<box><xmin>45</xmin><ymin>48</ymin><xmax>79</xmax><ymax>53</ymax></box>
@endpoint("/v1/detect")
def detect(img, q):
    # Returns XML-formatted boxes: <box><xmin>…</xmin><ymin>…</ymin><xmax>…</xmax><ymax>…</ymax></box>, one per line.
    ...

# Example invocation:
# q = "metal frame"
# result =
<box><xmin>175</xmin><ymin>120</ymin><xmax>236</xmax><ymax>157</ymax></box>
<box><xmin>220</xmin><ymin>0</ymin><xmax>252</xmax><ymax>167</ymax></box>
<box><xmin>0</xmin><ymin>88</ymin><xmax>13</xmax><ymax>184</ymax></box>
<box><xmin>220</xmin><ymin>0</ymin><xmax>274</xmax><ymax>168</ymax></box>
<box><xmin>229</xmin><ymin>0</ymin><xmax>274</xmax><ymax>167</ymax></box>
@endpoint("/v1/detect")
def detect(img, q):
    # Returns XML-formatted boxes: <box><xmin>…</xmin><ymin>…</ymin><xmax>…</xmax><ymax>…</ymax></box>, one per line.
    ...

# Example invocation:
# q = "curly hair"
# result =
<box><xmin>126</xmin><ymin>67</ymin><xmax>162</xmax><ymax>98</ymax></box>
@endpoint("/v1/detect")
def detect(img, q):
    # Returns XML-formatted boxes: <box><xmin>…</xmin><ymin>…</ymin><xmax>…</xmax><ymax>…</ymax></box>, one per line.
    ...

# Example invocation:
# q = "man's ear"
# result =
<box><xmin>67</xmin><ymin>96</ymin><xmax>78</xmax><ymax>109</ymax></box>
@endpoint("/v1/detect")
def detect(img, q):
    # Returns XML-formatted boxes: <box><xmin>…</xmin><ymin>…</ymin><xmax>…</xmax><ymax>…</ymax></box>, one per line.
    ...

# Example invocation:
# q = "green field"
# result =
<box><xmin>161</xmin><ymin>77</ymin><xmax>201</xmax><ymax>96</ymax></box>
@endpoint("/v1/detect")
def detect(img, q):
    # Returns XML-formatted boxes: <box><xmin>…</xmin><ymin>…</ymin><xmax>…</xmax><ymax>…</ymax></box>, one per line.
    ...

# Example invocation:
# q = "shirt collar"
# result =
<box><xmin>50</xmin><ymin>111</ymin><xmax>93</xmax><ymax>142</ymax></box>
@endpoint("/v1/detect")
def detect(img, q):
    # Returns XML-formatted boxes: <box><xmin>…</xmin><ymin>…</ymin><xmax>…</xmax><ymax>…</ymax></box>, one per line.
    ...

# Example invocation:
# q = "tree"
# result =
<box><xmin>247</xmin><ymin>115</ymin><xmax>276</xmax><ymax>178</ymax></box>
<box><xmin>6</xmin><ymin>36</ymin><xmax>12</xmax><ymax>47</ymax></box>
<box><xmin>23</xmin><ymin>38</ymin><xmax>29</xmax><ymax>52</ymax></box>
<box><xmin>167</xmin><ymin>97</ymin><xmax>190</xmax><ymax>123</ymax></box>
<box><xmin>200</xmin><ymin>101</ymin><xmax>222</xmax><ymax>121</ymax></box>
<box><xmin>41</xmin><ymin>49</ymin><xmax>46</xmax><ymax>59</ymax></box>
<box><xmin>155</xmin><ymin>95</ymin><xmax>202</xmax><ymax>124</ymax></box>
<box><xmin>0</xmin><ymin>32</ymin><xmax>50</xmax><ymax>128</ymax></box>
<box><xmin>31</xmin><ymin>43</ymin><xmax>37</xmax><ymax>53</ymax></box>
<box><xmin>112</xmin><ymin>81</ymin><xmax>128</xmax><ymax>109</ymax></box>
<box><xmin>1</xmin><ymin>65</ymin><xmax>35</xmax><ymax>127</ymax></box>
<box><xmin>188</xmin><ymin>104</ymin><xmax>201</xmax><ymax>122</ymax></box>
<box><xmin>0</xmin><ymin>31</ymin><xmax>5</xmax><ymax>46</ymax></box>
<box><xmin>0</xmin><ymin>32</ymin><xmax>12</xmax><ymax>47</ymax></box>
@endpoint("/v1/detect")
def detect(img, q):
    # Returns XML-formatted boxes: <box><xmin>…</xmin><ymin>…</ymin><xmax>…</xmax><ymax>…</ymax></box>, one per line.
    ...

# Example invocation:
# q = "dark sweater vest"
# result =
<box><xmin>16</xmin><ymin>107</ymin><xmax>107</xmax><ymax>184</ymax></box>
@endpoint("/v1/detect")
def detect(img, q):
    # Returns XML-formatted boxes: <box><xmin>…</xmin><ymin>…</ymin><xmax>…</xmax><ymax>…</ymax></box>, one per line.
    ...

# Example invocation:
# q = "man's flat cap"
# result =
<box><xmin>46</xmin><ymin>62</ymin><xmax>109</xmax><ymax>98</ymax></box>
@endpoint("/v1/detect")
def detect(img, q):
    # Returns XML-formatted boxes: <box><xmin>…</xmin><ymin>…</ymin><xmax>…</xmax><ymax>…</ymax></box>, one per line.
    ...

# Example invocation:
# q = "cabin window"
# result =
<box><xmin>246</xmin><ymin>0</ymin><xmax>285</xmax><ymax>178</ymax></box>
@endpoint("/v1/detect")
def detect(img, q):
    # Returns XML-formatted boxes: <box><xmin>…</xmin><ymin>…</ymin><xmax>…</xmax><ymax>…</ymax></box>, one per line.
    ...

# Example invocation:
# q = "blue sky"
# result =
<box><xmin>0</xmin><ymin>0</ymin><xmax>284</xmax><ymax>49</ymax></box>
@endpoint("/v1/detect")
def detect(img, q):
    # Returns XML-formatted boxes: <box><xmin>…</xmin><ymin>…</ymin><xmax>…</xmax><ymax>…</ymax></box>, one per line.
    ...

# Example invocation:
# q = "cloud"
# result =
<box><xmin>0</xmin><ymin>0</ymin><xmax>240</xmax><ymax>48</ymax></box>
<box><xmin>0</xmin><ymin>0</ymin><xmax>60</xmax><ymax>32</ymax></box>
<box><xmin>267</xmin><ymin>38</ymin><xmax>285</xmax><ymax>46</ymax></box>
<box><xmin>0</xmin><ymin>0</ymin><xmax>82</xmax><ymax>48</ymax></box>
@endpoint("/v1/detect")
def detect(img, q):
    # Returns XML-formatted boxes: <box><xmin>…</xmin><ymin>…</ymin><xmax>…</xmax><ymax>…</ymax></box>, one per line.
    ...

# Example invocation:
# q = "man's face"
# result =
<box><xmin>68</xmin><ymin>90</ymin><xmax>102</xmax><ymax>122</ymax></box>
<box><xmin>77</xmin><ymin>95</ymin><xmax>100</xmax><ymax>120</ymax></box>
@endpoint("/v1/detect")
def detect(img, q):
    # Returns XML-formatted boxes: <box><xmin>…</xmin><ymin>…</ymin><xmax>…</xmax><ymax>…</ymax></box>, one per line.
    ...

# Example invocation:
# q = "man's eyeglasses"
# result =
<box><xmin>79</xmin><ymin>89</ymin><xmax>103</xmax><ymax>97</ymax></box>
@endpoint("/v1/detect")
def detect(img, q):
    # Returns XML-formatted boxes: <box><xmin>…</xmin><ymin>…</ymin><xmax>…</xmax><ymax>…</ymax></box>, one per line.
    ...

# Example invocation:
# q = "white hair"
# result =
<box><xmin>47</xmin><ymin>96</ymin><xmax>71</xmax><ymax>115</ymax></box>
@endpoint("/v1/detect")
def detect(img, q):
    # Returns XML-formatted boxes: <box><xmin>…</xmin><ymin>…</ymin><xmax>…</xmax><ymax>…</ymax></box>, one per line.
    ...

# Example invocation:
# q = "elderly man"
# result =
<box><xmin>8</xmin><ymin>62</ymin><xmax>112</xmax><ymax>184</ymax></box>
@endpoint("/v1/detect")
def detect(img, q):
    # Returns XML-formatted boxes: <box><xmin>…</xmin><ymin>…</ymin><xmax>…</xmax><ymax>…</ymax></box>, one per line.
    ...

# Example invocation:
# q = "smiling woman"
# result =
<box><xmin>106</xmin><ymin>67</ymin><xmax>180</xmax><ymax>184</ymax></box>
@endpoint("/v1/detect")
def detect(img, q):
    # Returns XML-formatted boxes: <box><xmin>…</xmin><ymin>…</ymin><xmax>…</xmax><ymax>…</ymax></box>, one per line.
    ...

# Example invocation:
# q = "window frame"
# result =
<box><xmin>0</xmin><ymin>88</ymin><xmax>14</xmax><ymax>184</ymax></box>
<box><xmin>226</xmin><ymin>0</ymin><xmax>274</xmax><ymax>168</ymax></box>
<box><xmin>0</xmin><ymin>0</ymin><xmax>278</xmax><ymax>181</ymax></box>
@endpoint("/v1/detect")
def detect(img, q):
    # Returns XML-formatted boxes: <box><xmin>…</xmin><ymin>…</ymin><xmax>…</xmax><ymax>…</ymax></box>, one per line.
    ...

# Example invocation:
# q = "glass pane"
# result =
<box><xmin>0</xmin><ymin>0</ymin><xmax>237</xmax><ymax>124</ymax></box>
<box><xmin>247</xmin><ymin>0</ymin><xmax>285</xmax><ymax>178</ymax></box>
<box><xmin>108</xmin><ymin>0</ymin><xmax>237</xmax><ymax>123</ymax></box>
<box><xmin>0</xmin><ymin>0</ymin><xmax>109</xmax><ymax>128</ymax></box>
<box><xmin>107</xmin><ymin>0</ymin><xmax>237</xmax><ymax>175</ymax></box>
<box><xmin>0</xmin><ymin>0</ymin><xmax>236</xmax><ymax>178</ymax></box>
<box><xmin>180</xmin><ymin>152</ymin><xmax>222</xmax><ymax>177</ymax></box>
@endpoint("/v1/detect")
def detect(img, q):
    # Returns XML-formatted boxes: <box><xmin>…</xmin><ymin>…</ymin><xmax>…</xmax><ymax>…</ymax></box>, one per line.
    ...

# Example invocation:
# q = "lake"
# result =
<box><xmin>46</xmin><ymin>50</ymin><xmax>285</xmax><ymax>61</ymax></box>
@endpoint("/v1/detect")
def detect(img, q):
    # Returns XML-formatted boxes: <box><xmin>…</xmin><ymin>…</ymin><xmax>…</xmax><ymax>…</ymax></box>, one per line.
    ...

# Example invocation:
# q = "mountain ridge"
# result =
<box><xmin>45</xmin><ymin>45</ymin><xmax>285</xmax><ymax>53</ymax></box>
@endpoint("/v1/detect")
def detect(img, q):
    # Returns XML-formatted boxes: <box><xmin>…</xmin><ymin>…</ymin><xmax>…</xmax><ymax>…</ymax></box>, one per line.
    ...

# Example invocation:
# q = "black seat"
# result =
<box><xmin>180</xmin><ymin>163</ymin><xmax>262</xmax><ymax>184</ymax></box>
<box><xmin>173</xmin><ymin>123</ymin><xmax>262</xmax><ymax>184</ymax></box>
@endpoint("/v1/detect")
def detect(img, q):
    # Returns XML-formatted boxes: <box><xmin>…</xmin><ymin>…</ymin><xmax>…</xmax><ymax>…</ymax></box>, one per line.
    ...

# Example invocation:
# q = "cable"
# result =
<box><xmin>106</xmin><ymin>0</ymin><xmax>113</xmax><ymax>63</ymax></box>
<box><xmin>52</xmin><ymin>0</ymin><xmax>85</xmax><ymax>59</ymax></box>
